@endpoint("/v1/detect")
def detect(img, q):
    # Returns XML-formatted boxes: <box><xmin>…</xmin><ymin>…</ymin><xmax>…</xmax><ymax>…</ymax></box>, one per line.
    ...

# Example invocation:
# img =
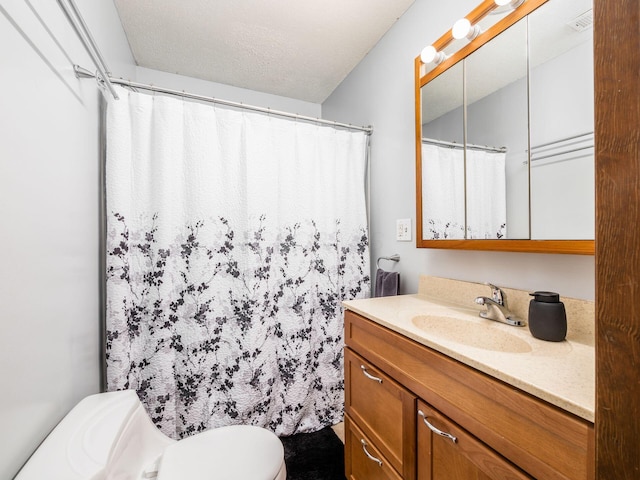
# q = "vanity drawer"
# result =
<box><xmin>344</xmin><ymin>347</ymin><xmax>416</xmax><ymax>478</ymax></box>
<box><xmin>345</xmin><ymin>310</ymin><xmax>594</xmax><ymax>480</ymax></box>
<box><xmin>345</xmin><ymin>415</ymin><xmax>403</xmax><ymax>480</ymax></box>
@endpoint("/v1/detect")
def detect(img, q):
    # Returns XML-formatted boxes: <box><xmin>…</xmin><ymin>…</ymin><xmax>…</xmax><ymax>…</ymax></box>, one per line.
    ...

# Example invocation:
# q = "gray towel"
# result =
<box><xmin>375</xmin><ymin>268</ymin><xmax>399</xmax><ymax>297</ymax></box>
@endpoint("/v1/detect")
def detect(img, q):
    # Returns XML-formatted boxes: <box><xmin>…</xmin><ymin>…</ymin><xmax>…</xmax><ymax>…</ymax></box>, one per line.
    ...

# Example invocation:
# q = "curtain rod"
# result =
<box><xmin>74</xmin><ymin>66</ymin><xmax>373</xmax><ymax>135</ymax></box>
<box><xmin>422</xmin><ymin>137</ymin><xmax>506</xmax><ymax>153</ymax></box>
<box><xmin>57</xmin><ymin>0</ymin><xmax>119</xmax><ymax>99</ymax></box>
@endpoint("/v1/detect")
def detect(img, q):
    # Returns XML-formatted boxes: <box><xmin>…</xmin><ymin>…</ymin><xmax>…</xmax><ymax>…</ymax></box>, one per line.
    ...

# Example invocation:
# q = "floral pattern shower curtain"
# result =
<box><xmin>105</xmin><ymin>86</ymin><xmax>370</xmax><ymax>439</ymax></box>
<box><xmin>422</xmin><ymin>143</ymin><xmax>506</xmax><ymax>239</ymax></box>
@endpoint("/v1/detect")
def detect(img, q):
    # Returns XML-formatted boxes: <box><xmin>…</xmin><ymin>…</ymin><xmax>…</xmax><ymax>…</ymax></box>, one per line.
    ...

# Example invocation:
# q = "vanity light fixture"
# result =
<box><xmin>421</xmin><ymin>0</ymin><xmax>528</xmax><ymax>67</ymax></box>
<box><xmin>452</xmin><ymin>18</ymin><xmax>482</xmax><ymax>41</ymax></box>
<box><xmin>494</xmin><ymin>0</ymin><xmax>525</xmax><ymax>8</ymax></box>
<box><xmin>420</xmin><ymin>45</ymin><xmax>447</xmax><ymax>65</ymax></box>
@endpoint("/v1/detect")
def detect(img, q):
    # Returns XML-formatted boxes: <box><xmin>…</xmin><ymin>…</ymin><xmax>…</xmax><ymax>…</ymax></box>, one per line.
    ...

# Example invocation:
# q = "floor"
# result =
<box><xmin>331</xmin><ymin>422</ymin><xmax>344</xmax><ymax>443</ymax></box>
<box><xmin>281</xmin><ymin>425</ymin><xmax>346</xmax><ymax>480</ymax></box>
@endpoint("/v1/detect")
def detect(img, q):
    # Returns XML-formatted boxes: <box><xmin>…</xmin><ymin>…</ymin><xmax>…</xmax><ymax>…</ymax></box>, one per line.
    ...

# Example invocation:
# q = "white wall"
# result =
<box><xmin>0</xmin><ymin>1</ymin><xmax>133</xmax><ymax>477</ymax></box>
<box><xmin>322</xmin><ymin>0</ymin><xmax>595</xmax><ymax>300</ymax></box>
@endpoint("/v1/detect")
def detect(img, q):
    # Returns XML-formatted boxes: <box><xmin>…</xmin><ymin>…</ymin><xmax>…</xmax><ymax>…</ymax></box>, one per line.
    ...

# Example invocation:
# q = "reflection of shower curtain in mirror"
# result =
<box><xmin>422</xmin><ymin>144</ymin><xmax>506</xmax><ymax>239</ymax></box>
<box><xmin>466</xmin><ymin>149</ymin><xmax>507</xmax><ymax>239</ymax></box>
<box><xmin>422</xmin><ymin>144</ymin><xmax>465</xmax><ymax>239</ymax></box>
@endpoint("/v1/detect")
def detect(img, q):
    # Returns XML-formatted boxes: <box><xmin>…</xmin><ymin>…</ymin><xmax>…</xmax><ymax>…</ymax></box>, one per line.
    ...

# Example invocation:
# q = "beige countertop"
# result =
<box><xmin>343</xmin><ymin>282</ymin><xmax>595</xmax><ymax>422</ymax></box>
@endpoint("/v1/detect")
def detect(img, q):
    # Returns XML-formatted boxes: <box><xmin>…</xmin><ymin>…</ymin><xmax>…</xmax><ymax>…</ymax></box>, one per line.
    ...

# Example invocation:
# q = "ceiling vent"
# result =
<box><xmin>567</xmin><ymin>9</ymin><xmax>593</xmax><ymax>32</ymax></box>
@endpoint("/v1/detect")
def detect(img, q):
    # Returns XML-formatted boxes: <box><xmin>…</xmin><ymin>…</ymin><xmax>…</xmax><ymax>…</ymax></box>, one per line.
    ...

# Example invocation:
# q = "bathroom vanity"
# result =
<box><xmin>343</xmin><ymin>277</ymin><xmax>594</xmax><ymax>480</ymax></box>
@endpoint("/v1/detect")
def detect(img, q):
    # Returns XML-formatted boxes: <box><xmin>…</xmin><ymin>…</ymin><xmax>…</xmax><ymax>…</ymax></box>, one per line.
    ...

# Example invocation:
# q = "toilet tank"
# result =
<box><xmin>15</xmin><ymin>390</ymin><xmax>174</xmax><ymax>480</ymax></box>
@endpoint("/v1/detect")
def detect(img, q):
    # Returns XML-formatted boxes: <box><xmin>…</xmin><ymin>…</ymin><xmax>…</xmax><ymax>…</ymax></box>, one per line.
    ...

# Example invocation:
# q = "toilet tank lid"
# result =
<box><xmin>15</xmin><ymin>390</ymin><xmax>142</xmax><ymax>480</ymax></box>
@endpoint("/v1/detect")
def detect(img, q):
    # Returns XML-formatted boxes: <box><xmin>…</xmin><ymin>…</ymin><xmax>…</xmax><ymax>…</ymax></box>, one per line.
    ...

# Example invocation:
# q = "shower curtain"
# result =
<box><xmin>421</xmin><ymin>143</ymin><xmax>465</xmax><ymax>239</ymax></box>
<box><xmin>422</xmin><ymin>143</ymin><xmax>506</xmax><ymax>239</ymax></box>
<box><xmin>466</xmin><ymin>149</ymin><xmax>507</xmax><ymax>239</ymax></box>
<box><xmin>104</xmin><ymin>86</ymin><xmax>370</xmax><ymax>439</ymax></box>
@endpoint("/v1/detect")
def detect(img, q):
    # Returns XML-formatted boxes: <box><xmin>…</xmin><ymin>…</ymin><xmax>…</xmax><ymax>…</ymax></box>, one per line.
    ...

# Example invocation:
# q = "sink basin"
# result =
<box><xmin>411</xmin><ymin>315</ymin><xmax>532</xmax><ymax>353</ymax></box>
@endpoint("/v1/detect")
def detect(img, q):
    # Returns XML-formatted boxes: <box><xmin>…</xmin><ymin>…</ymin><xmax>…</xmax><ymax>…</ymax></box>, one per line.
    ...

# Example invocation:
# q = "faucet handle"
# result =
<box><xmin>484</xmin><ymin>282</ymin><xmax>505</xmax><ymax>305</ymax></box>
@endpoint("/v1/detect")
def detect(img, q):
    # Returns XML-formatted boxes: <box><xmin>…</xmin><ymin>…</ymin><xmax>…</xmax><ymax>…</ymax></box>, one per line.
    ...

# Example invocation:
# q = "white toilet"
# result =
<box><xmin>15</xmin><ymin>390</ymin><xmax>287</xmax><ymax>480</ymax></box>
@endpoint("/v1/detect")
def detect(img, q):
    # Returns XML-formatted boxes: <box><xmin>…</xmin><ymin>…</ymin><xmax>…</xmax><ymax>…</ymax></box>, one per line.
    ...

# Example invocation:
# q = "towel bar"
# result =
<box><xmin>376</xmin><ymin>254</ymin><xmax>400</xmax><ymax>270</ymax></box>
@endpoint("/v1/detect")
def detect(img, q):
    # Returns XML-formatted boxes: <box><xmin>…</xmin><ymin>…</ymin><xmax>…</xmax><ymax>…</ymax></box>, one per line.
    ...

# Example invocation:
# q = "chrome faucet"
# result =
<box><xmin>475</xmin><ymin>283</ymin><xmax>525</xmax><ymax>327</ymax></box>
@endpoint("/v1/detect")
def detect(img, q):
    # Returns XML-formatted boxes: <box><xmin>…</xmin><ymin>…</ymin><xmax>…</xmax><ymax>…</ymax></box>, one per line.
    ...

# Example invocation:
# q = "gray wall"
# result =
<box><xmin>322</xmin><ymin>0</ymin><xmax>595</xmax><ymax>300</ymax></box>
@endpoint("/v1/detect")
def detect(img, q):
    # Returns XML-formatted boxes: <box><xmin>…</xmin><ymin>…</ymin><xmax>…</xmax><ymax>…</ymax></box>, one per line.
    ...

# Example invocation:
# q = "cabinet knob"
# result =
<box><xmin>418</xmin><ymin>409</ymin><xmax>458</xmax><ymax>444</ymax></box>
<box><xmin>360</xmin><ymin>364</ymin><xmax>383</xmax><ymax>383</ymax></box>
<box><xmin>360</xmin><ymin>439</ymin><xmax>383</xmax><ymax>467</ymax></box>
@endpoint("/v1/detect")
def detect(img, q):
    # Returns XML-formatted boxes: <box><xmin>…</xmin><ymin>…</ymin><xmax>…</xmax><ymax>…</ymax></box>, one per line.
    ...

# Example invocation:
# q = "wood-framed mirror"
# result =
<box><xmin>415</xmin><ymin>0</ymin><xmax>594</xmax><ymax>255</ymax></box>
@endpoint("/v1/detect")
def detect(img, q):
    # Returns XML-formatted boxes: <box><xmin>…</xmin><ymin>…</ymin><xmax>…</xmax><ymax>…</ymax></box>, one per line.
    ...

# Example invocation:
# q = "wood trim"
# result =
<box><xmin>401</xmin><ymin>391</ymin><xmax>417</xmax><ymax>480</ymax></box>
<box><xmin>594</xmin><ymin>0</ymin><xmax>640</xmax><ymax>477</ymax></box>
<box><xmin>415</xmin><ymin>55</ymin><xmax>424</xmax><ymax>246</ymax></box>
<box><xmin>419</xmin><ymin>239</ymin><xmax>594</xmax><ymax>255</ymax></box>
<box><xmin>414</xmin><ymin>0</ymin><xmax>596</xmax><ymax>255</ymax></box>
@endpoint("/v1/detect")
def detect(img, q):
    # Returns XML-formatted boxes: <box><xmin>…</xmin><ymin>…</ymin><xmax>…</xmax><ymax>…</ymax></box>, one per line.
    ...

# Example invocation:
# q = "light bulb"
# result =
<box><xmin>420</xmin><ymin>45</ymin><xmax>446</xmax><ymax>65</ymax></box>
<box><xmin>420</xmin><ymin>45</ymin><xmax>437</xmax><ymax>63</ymax></box>
<box><xmin>452</xmin><ymin>18</ymin><xmax>471</xmax><ymax>39</ymax></box>
<box><xmin>452</xmin><ymin>18</ymin><xmax>482</xmax><ymax>41</ymax></box>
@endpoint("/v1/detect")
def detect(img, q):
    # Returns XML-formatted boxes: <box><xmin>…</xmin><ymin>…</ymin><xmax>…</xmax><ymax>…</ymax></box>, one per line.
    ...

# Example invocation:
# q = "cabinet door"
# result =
<box><xmin>345</xmin><ymin>415</ymin><xmax>403</xmax><ymax>480</ymax></box>
<box><xmin>417</xmin><ymin>400</ymin><xmax>532</xmax><ymax>480</ymax></box>
<box><xmin>345</xmin><ymin>347</ymin><xmax>416</xmax><ymax>478</ymax></box>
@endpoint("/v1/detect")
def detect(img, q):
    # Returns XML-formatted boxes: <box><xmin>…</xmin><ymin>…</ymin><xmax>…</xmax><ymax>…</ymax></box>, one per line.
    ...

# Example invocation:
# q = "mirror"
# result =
<box><xmin>416</xmin><ymin>0</ymin><xmax>594</xmax><ymax>254</ymax></box>
<box><xmin>465</xmin><ymin>18</ymin><xmax>528</xmax><ymax>239</ymax></box>
<box><xmin>421</xmin><ymin>62</ymin><xmax>465</xmax><ymax>239</ymax></box>
<box><xmin>528</xmin><ymin>0</ymin><xmax>595</xmax><ymax>240</ymax></box>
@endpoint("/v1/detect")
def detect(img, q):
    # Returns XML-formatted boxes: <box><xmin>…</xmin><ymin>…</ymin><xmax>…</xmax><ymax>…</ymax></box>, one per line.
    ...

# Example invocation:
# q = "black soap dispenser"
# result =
<box><xmin>528</xmin><ymin>291</ymin><xmax>567</xmax><ymax>342</ymax></box>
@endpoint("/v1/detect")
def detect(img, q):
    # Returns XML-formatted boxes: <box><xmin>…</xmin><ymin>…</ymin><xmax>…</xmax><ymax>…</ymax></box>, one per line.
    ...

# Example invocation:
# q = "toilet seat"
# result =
<box><xmin>157</xmin><ymin>425</ymin><xmax>286</xmax><ymax>480</ymax></box>
<box><xmin>15</xmin><ymin>391</ymin><xmax>286</xmax><ymax>480</ymax></box>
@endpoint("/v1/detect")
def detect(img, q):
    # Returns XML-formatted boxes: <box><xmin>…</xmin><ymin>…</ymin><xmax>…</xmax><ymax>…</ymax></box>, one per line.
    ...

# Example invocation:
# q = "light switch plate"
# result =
<box><xmin>396</xmin><ymin>218</ymin><xmax>412</xmax><ymax>241</ymax></box>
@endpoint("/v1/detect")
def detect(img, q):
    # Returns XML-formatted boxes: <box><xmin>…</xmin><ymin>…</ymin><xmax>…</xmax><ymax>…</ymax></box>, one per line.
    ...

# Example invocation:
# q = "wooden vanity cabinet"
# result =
<box><xmin>344</xmin><ymin>310</ymin><xmax>594</xmax><ymax>480</ymax></box>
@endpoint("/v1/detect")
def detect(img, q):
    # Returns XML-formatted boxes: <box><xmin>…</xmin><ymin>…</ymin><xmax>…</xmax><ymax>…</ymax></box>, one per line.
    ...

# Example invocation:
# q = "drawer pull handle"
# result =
<box><xmin>360</xmin><ymin>365</ymin><xmax>382</xmax><ymax>383</ymax></box>
<box><xmin>360</xmin><ymin>439</ymin><xmax>383</xmax><ymax>467</ymax></box>
<box><xmin>418</xmin><ymin>409</ymin><xmax>457</xmax><ymax>444</ymax></box>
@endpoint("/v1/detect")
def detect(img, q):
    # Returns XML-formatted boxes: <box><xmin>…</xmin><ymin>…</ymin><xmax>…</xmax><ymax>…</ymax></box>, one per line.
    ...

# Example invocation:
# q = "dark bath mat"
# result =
<box><xmin>280</xmin><ymin>426</ymin><xmax>346</xmax><ymax>480</ymax></box>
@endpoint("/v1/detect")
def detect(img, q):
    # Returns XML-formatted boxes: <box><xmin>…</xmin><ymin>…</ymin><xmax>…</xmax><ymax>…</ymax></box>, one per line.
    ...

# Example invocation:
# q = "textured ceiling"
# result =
<box><xmin>113</xmin><ymin>0</ymin><xmax>415</xmax><ymax>103</ymax></box>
